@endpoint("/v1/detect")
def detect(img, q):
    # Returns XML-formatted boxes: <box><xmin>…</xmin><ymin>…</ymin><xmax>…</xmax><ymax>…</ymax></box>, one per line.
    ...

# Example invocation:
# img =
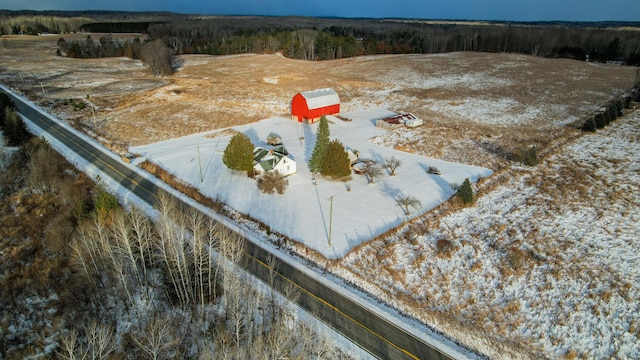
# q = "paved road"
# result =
<box><xmin>2</xmin><ymin>85</ymin><xmax>461</xmax><ymax>360</ymax></box>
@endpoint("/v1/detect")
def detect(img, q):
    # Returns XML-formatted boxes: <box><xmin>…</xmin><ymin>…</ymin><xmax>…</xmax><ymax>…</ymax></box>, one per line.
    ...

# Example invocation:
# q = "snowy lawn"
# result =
<box><xmin>131</xmin><ymin>109</ymin><xmax>492</xmax><ymax>258</ymax></box>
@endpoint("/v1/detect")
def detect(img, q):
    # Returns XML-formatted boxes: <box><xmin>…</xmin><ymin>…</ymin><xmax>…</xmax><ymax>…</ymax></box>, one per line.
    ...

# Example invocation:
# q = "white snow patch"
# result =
<box><xmin>132</xmin><ymin>110</ymin><xmax>492</xmax><ymax>259</ymax></box>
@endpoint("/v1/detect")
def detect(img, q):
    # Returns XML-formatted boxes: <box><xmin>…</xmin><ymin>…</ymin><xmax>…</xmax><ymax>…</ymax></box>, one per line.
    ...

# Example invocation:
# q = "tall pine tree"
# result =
<box><xmin>307</xmin><ymin>116</ymin><xmax>330</xmax><ymax>173</ymax></box>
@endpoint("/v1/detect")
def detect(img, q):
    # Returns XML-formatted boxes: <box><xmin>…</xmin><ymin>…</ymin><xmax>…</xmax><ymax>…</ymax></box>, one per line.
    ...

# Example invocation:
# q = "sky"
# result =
<box><xmin>2</xmin><ymin>0</ymin><xmax>640</xmax><ymax>22</ymax></box>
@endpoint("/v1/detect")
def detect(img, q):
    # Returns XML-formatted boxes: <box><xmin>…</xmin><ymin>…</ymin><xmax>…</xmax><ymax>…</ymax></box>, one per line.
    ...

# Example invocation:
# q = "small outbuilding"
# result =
<box><xmin>291</xmin><ymin>88</ymin><xmax>340</xmax><ymax>123</ymax></box>
<box><xmin>376</xmin><ymin>112</ymin><xmax>423</xmax><ymax>129</ymax></box>
<box><xmin>266</xmin><ymin>132</ymin><xmax>282</xmax><ymax>146</ymax></box>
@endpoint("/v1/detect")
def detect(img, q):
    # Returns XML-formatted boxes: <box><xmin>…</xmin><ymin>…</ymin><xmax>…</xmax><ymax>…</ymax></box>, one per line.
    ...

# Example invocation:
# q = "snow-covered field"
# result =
<box><xmin>338</xmin><ymin>110</ymin><xmax>640</xmax><ymax>359</ymax></box>
<box><xmin>131</xmin><ymin>110</ymin><xmax>492</xmax><ymax>258</ymax></box>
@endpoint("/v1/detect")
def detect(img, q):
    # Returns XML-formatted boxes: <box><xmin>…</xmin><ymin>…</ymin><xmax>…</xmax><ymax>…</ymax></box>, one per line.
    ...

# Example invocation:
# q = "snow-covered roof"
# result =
<box><xmin>300</xmin><ymin>88</ymin><xmax>340</xmax><ymax>110</ymax></box>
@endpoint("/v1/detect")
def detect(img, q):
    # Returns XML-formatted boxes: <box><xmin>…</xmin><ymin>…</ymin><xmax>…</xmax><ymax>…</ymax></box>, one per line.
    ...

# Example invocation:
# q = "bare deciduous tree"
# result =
<box><xmin>396</xmin><ymin>194</ymin><xmax>422</xmax><ymax>215</ymax></box>
<box><xmin>133</xmin><ymin>313</ymin><xmax>182</xmax><ymax>360</ymax></box>
<box><xmin>59</xmin><ymin>322</ymin><xmax>116</xmax><ymax>360</ymax></box>
<box><xmin>383</xmin><ymin>156</ymin><xmax>402</xmax><ymax>176</ymax></box>
<box><xmin>362</xmin><ymin>161</ymin><xmax>383</xmax><ymax>184</ymax></box>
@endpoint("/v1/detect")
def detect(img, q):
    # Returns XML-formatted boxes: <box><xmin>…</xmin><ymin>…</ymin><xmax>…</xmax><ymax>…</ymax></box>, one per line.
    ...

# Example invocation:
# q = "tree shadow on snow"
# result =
<box><xmin>301</xmin><ymin>123</ymin><xmax>317</xmax><ymax>162</ymax></box>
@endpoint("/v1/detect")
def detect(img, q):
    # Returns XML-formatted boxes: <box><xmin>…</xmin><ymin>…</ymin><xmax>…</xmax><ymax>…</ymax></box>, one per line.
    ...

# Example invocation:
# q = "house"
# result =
<box><xmin>291</xmin><ymin>88</ymin><xmax>340</xmax><ymax>123</ymax></box>
<box><xmin>376</xmin><ymin>112</ymin><xmax>423</xmax><ymax>129</ymax></box>
<box><xmin>253</xmin><ymin>146</ymin><xmax>296</xmax><ymax>176</ymax></box>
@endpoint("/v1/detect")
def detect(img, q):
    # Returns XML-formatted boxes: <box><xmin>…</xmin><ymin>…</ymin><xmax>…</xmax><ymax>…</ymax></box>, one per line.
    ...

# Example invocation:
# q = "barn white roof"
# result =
<box><xmin>300</xmin><ymin>88</ymin><xmax>340</xmax><ymax>110</ymax></box>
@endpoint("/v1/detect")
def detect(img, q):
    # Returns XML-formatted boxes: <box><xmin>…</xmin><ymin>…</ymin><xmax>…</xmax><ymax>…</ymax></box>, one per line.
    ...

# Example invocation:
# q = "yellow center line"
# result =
<box><xmin>39</xmin><ymin>114</ymin><xmax>158</xmax><ymax>200</ymax></box>
<box><xmin>248</xmin><ymin>254</ymin><xmax>421</xmax><ymax>360</ymax></box>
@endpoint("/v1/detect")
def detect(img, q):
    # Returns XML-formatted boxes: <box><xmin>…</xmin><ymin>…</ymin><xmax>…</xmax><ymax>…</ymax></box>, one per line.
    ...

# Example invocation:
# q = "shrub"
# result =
<box><xmin>436</xmin><ymin>239</ymin><xmax>454</xmax><ymax>256</ymax></box>
<box><xmin>95</xmin><ymin>183</ymin><xmax>119</xmax><ymax>220</ymax></box>
<box><xmin>72</xmin><ymin>100</ymin><xmax>86</xmax><ymax>111</ymax></box>
<box><xmin>457</xmin><ymin>178</ymin><xmax>474</xmax><ymax>204</ymax></box>
<box><xmin>320</xmin><ymin>139</ymin><xmax>351</xmax><ymax>179</ymax></box>
<box><xmin>624</xmin><ymin>96</ymin><xmax>633</xmax><ymax>109</ymax></box>
<box><xmin>606</xmin><ymin>101</ymin><xmax>617</xmax><ymax>123</ymax></box>
<box><xmin>594</xmin><ymin>113</ymin><xmax>606</xmax><ymax>129</ymax></box>
<box><xmin>257</xmin><ymin>171</ymin><xmax>288</xmax><ymax>195</ymax></box>
<box><xmin>520</xmin><ymin>145</ymin><xmax>538</xmax><ymax>166</ymax></box>
<box><xmin>582</xmin><ymin>117</ymin><xmax>596</xmax><ymax>132</ymax></box>
<box><xmin>427</xmin><ymin>166</ymin><xmax>441</xmax><ymax>175</ymax></box>
<box><xmin>3</xmin><ymin>107</ymin><xmax>29</xmax><ymax>146</ymax></box>
<box><xmin>0</xmin><ymin>92</ymin><xmax>14</xmax><ymax>128</ymax></box>
<box><xmin>615</xmin><ymin>99</ymin><xmax>624</xmax><ymax>116</ymax></box>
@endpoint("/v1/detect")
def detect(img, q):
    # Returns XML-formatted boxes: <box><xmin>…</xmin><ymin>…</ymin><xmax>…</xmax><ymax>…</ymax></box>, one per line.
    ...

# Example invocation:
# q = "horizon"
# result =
<box><xmin>3</xmin><ymin>9</ymin><xmax>640</xmax><ymax>24</ymax></box>
<box><xmin>2</xmin><ymin>0</ymin><xmax>640</xmax><ymax>22</ymax></box>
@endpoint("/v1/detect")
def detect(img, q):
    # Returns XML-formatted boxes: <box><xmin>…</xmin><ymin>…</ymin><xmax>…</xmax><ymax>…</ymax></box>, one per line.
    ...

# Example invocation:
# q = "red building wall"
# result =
<box><xmin>291</xmin><ymin>93</ymin><xmax>340</xmax><ymax>123</ymax></box>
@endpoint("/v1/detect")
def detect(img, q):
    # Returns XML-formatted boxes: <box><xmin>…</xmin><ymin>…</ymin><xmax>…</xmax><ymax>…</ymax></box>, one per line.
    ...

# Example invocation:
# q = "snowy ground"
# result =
<box><xmin>338</xmin><ymin>110</ymin><xmax>640</xmax><ymax>359</ymax></box>
<box><xmin>0</xmin><ymin>131</ymin><xmax>18</xmax><ymax>170</ymax></box>
<box><xmin>131</xmin><ymin>110</ymin><xmax>492</xmax><ymax>259</ymax></box>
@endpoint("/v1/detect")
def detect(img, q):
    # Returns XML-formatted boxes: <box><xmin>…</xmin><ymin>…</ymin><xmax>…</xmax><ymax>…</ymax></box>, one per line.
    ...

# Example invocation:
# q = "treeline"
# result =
<box><xmin>0</xmin><ymin>14</ymin><xmax>90</xmax><ymax>35</ymax></box>
<box><xmin>58</xmin><ymin>35</ymin><xmax>173</xmax><ymax>76</ymax></box>
<box><xmin>80</xmin><ymin>21</ymin><xmax>164</xmax><ymax>33</ymax></box>
<box><xmin>0</xmin><ymin>10</ymin><xmax>184</xmax><ymax>35</ymax></box>
<box><xmin>143</xmin><ymin>18</ymin><xmax>640</xmax><ymax>64</ymax></box>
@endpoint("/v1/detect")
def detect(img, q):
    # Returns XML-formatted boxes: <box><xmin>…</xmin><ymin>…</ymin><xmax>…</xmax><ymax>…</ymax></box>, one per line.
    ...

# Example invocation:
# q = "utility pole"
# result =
<box><xmin>328</xmin><ymin>195</ymin><xmax>334</xmax><ymax>246</ymax></box>
<box><xmin>40</xmin><ymin>82</ymin><xmax>45</xmax><ymax>96</ymax></box>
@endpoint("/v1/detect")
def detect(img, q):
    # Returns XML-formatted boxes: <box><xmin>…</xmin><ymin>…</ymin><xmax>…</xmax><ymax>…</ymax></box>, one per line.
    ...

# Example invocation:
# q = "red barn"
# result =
<box><xmin>291</xmin><ymin>88</ymin><xmax>340</xmax><ymax>123</ymax></box>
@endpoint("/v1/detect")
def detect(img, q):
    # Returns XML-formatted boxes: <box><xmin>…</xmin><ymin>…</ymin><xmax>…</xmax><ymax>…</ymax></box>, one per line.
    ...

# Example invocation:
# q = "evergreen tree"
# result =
<box><xmin>223</xmin><ymin>132</ymin><xmax>254</xmax><ymax>175</ymax></box>
<box><xmin>4</xmin><ymin>108</ymin><xmax>29</xmax><ymax>146</ymax></box>
<box><xmin>582</xmin><ymin>117</ymin><xmax>596</xmax><ymax>132</ymax></box>
<box><xmin>308</xmin><ymin>116</ymin><xmax>330</xmax><ymax>173</ymax></box>
<box><xmin>594</xmin><ymin>113</ymin><xmax>606</xmax><ymax>129</ymax></box>
<box><xmin>607</xmin><ymin>101</ymin><xmax>618</xmax><ymax>122</ymax></box>
<box><xmin>615</xmin><ymin>99</ymin><xmax>624</xmax><ymax>116</ymax></box>
<box><xmin>0</xmin><ymin>93</ymin><xmax>14</xmax><ymax>128</ymax></box>
<box><xmin>320</xmin><ymin>139</ymin><xmax>351</xmax><ymax>179</ymax></box>
<box><xmin>95</xmin><ymin>183</ymin><xmax>119</xmax><ymax>221</ymax></box>
<box><xmin>457</xmin><ymin>178</ymin><xmax>474</xmax><ymax>204</ymax></box>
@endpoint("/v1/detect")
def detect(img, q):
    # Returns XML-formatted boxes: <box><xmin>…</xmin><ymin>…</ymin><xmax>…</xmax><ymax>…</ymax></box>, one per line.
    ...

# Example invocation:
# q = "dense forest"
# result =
<box><xmin>2</xmin><ymin>11</ymin><xmax>640</xmax><ymax>66</ymax></box>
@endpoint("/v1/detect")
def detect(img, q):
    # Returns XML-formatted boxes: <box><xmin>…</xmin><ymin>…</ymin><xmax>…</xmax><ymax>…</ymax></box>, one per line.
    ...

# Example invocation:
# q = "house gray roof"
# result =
<box><xmin>253</xmin><ymin>146</ymin><xmax>290</xmax><ymax>172</ymax></box>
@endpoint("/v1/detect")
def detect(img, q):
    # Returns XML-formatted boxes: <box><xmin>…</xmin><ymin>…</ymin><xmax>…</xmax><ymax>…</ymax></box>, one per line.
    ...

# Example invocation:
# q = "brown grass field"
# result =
<box><xmin>0</xmin><ymin>34</ymin><xmax>635</xmax><ymax>168</ymax></box>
